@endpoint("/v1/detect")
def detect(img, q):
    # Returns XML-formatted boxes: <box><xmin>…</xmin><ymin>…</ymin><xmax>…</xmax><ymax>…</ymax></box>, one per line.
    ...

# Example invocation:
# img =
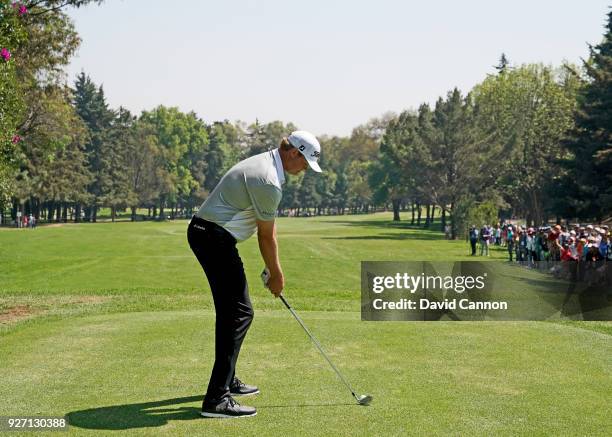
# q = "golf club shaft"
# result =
<box><xmin>279</xmin><ymin>294</ymin><xmax>359</xmax><ymax>400</ymax></box>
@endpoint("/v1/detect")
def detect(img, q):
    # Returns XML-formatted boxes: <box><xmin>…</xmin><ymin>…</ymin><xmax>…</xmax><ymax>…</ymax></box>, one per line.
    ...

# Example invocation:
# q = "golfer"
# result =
<box><xmin>187</xmin><ymin>131</ymin><xmax>322</xmax><ymax>418</ymax></box>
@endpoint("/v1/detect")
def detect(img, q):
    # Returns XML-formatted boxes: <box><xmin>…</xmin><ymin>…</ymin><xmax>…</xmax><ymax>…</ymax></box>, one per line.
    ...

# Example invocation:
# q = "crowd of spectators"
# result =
<box><xmin>469</xmin><ymin>222</ymin><xmax>611</xmax><ymax>285</ymax></box>
<box><xmin>0</xmin><ymin>212</ymin><xmax>37</xmax><ymax>229</ymax></box>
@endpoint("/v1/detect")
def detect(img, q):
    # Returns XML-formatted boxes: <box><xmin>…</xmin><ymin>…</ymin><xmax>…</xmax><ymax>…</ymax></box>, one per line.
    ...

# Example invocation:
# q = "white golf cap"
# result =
<box><xmin>288</xmin><ymin>130</ymin><xmax>322</xmax><ymax>173</ymax></box>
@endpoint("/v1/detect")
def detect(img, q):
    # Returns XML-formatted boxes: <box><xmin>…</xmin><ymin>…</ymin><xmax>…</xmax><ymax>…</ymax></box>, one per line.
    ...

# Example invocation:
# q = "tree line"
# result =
<box><xmin>1</xmin><ymin>2</ymin><xmax>610</xmax><ymax>237</ymax></box>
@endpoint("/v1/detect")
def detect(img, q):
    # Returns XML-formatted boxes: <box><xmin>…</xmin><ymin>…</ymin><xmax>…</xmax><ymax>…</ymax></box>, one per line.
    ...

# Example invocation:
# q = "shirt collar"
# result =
<box><xmin>272</xmin><ymin>148</ymin><xmax>285</xmax><ymax>186</ymax></box>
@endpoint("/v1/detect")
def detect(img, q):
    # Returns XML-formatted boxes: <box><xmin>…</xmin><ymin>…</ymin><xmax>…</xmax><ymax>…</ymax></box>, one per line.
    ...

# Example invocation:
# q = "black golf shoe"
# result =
<box><xmin>230</xmin><ymin>377</ymin><xmax>259</xmax><ymax>396</ymax></box>
<box><xmin>201</xmin><ymin>396</ymin><xmax>257</xmax><ymax>418</ymax></box>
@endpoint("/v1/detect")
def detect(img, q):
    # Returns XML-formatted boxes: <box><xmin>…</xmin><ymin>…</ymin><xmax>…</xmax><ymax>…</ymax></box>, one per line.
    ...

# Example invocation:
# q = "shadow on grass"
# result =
<box><xmin>475</xmin><ymin>262</ymin><xmax>612</xmax><ymax>320</ymax></box>
<box><xmin>323</xmin><ymin>232</ymin><xmax>444</xmax><ymax>241</ymax></box>
<box><xmin>513</xmin><ymin>274</ymin><xmax>612</xmax><ymax>320</ymax></box>
<box><xmin>326</xmin><ymin>218</ymin><xmax>443</xmax><ymax>231</ymax></box>
<box><xmin>67</xmin><ymin>395</ymin><xmax>202</xmax><ymax>430</ymax></box>
<box><xmin>67</xmin><ymin>396</ymin><xmax>358</xmax><ymax>430</ymax></box>
<box><xmin>321</xmin><ymin>218</ymin><xmax>446</xmax><ymax>241</ymax></box>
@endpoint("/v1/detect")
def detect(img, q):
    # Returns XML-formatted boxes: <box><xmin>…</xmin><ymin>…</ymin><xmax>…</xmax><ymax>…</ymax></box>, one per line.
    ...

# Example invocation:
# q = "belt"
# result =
<box><xmin>190</xmin><ymin>216</ymin><xmax>236</xmax><ymax>244</ymax></box>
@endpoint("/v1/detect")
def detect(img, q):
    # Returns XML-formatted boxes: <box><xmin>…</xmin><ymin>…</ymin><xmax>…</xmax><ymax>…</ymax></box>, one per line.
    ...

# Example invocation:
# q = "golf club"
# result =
<box><xmin>262</xmin><ymin>269</ymin><xmax>372</xmax><ymax>406</ymax></box>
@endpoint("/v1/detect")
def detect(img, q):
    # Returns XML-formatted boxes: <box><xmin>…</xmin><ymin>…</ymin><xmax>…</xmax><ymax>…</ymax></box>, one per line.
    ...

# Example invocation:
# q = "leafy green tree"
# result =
<box><xmin>316</xmin><ymin>135</ymin><xmax>346</xmax><ymax>214</ymax></box>
<box><xmin>346</xmin><ymin>160</ymin><xmax>372</xmax><ymax>213</ymax></box>
<box><xmin>25</xmin><ymin>1</ymin><xmax>104</xmax><ymax>15</ymax></box>
<box><xmin>125</xmin><ymin>119</ymin><xmax>162</xmax><ymax>220</ymax></box>
<box><xmin>419</xmin><ymin>89</ymin><xmax>485</xmax><ymax>237</ymax></box>
<box><xmin>0</xmin><ymin>1</ymin><xmax>27</xmax><ymax>206</ymax></box>
<box><xmin>215</xmin><ymin>120</ymin><xmax>248</xmax><ymax>168</ymax></box>
<box><xmin>205</xmin><ymin>122</ymin><xmax>231</xmax><ymax>191</ymax></box>
<box><xmin>314</xmin><ymin>152</ymin><xmax>335</xmax><ymax>215</ymax></box>
<box><xmin>246</xmin><ymin>120</ymin><xmax>297</xmax><ymax>157</ymax></box>
<box><xmin>298</xmin><ymin>170</ymin><xmax>321</xmax><ymax>214</ymax></box>
<box><xmin>42</xmin><ymin>126</ymin><xmax>92</xmax><ymax>222</ymax></box>
<box><xmin>371</xmin><ymin>111</ymin><xmax>421</xmax><ymax>221</ymax></box>
<box><xmin>323</xmin><ymin>117</ymin><xmax>392</xmax><ymax>215</ymax></box>
<box><xmin>473</xmin><ymin>64</ymin><xmax>578</xmax><ymax>225</ymax></box>
<box><xmin>12</xmin><ymin>2</ymin><xmax>83</xmax><ymax>218</ymax></box>
<box><xmin>454</xmin><ymin>200</ymin><xmax>498</xmax><ymax>237</ymax></box>
<box><xmin>278</xmin><ymin>173</ymin><xmax>301</xmax><ymax>214</ymax></box>
<box><xmin>332</xmin><ymin>166</ymin><xmax>349</xmax><ymax>215</ymax></box>
<box><xmin>342</xmin><ymin>114</ymin><xmax>393</xmax><ymax>165</ymax></box>
<box><xmin>16</xmin><ymin>85</ymin><xmax>91</xmax><ymax>221</ymax></box>
<box><xmin>140</xmin><ymin>106</ymin><xmax>207</xmax><ymax>218</ymax></box>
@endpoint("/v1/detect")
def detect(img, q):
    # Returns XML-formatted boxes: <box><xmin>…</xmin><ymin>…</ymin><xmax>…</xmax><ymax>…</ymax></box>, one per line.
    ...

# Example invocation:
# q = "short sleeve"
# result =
<box><xmin>247</xmin><ymin>183</ymin><xmax>282</xmax><ymax>221</ymax></box>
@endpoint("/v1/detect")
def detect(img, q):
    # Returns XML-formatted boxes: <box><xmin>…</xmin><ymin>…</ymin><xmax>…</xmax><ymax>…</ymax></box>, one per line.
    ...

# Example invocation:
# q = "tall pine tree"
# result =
<box><xmin>72</xmin><ymin>72</ymin><xmax>114</xmax><ymax>221</ymax></box>
<box><xmin>563</xmin><ymin>10</ymin><xmax>612</xmax><ymax>220</ymax></box>
<box><xmin>101</xmin><ymin>107</ymin><xmax>136</xmax><ymax>222</ymax></box>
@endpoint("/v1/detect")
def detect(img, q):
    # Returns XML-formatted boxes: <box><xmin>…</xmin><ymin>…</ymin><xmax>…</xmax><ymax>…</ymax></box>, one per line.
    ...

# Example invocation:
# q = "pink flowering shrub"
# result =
<box><xmin>0</xmin><ymin>48</ymin><xmax>11</xmax><ymax>61</ymax></box>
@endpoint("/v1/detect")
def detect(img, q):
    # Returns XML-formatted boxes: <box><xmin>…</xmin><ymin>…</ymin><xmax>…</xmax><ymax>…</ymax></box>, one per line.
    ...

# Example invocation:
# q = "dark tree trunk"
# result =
<box><xmin>75</xmin><ymin>204</ymin><xmax>82</xmax><ymax>222</ymax></box>
<box><xmin>131</xmin><ymin>206</ymin><xmax>137</xmax><ymax>222</ymax></box>
<box><xmin>425</xmin><ymin>204</ymin><xmax>431</xmax><ymax>228</ymax></box>
<box><xmin>111</xmin><ymin>206</ymin><xmax>116</xmax><ymax>222</ymax></box>
<box><xmin>392</xmin><ymin>199</ymin><xmax>400</xmax><ymax>221</ymax></box>
<box><xmin>55</xmin><ymin>204</ymin><xmax>61</xmax><ymax>223</ymax></box>
<box><xmin>441</xmin><ymin>208</ymin><xmax>446</xmax><ymax>232</ymax></box>
<box><xmin>411</xmin><ymin>203</ymin><xmax>415</xmax><ymax>225</ymax></box>
<box><xmin>450</xmin><ymin>202</ymin><xmax>456</xmax><ymax>239</ymax></box>
<box><xmin>416</xmin><ymin>202</ymin><xmax>422</xmax><ymax>226</ymax></box>
<box><xmin>92</xmin><ymin>206</ymin><xmax>98</xmax><ymax>223</ymax></box>
<box><xmin>62</xmin><ymin>204</ymin><xmax>68</xmax><ymax>222</ymax></box>
<box><xmin>33</xmin><ymin>198</ymin><xmax>40</xmax><ymax>220</ymax></box>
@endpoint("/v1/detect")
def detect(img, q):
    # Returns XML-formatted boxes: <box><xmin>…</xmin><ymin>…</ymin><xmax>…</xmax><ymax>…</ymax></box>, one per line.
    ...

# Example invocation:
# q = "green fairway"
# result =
<box><xmin>1</xmin><ymin>212</ymin><xmax>483</xmax><ymax>294</ymax></box>
<box><xmin>0</xmin><ymin>213</ymin><xmax>494</xmax><ymax>315</ymax></box>
<box><xmin>1</xmin><ymin>213</ymin><xmax>610</xmax><ymax>435</ymax></box>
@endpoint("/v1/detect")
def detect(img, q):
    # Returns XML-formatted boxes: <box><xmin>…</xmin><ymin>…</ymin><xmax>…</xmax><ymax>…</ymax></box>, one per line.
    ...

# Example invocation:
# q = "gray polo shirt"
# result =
<box><xmin>196</xmin><ymin>149</ymin><xmax>285</xmax><ymax>242</ymax></box>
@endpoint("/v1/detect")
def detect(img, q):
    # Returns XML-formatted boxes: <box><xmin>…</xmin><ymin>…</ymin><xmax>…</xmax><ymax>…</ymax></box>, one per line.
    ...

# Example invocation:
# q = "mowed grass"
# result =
<box><xmin>2</xmin><ymin>311</ymin><xmax>610</xmax><ymax>436</ymax></box>
<box><xmin>1</xmin><ymin>212</ymin><xmax>611</xmax><ymax>436</ymax></box>
<box><xmin>0</xmin><ymin>213</ymin><xmax>492</xmax><ymax>313</ymax></box>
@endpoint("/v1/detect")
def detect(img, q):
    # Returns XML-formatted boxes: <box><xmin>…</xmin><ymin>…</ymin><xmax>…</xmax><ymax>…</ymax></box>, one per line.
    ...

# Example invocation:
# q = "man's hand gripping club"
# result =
<box><xmin>257</xmin><ymin>219</ymin><xmax>284</xmax><ymax>297</ymax></box>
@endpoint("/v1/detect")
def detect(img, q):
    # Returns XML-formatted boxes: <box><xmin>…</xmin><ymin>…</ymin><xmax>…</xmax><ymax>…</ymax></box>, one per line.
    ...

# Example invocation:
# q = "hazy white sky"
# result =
<box><xmin>66</xmin><ymin>0</ymin><xmax>611</xmax><ymax>136</ymax></box>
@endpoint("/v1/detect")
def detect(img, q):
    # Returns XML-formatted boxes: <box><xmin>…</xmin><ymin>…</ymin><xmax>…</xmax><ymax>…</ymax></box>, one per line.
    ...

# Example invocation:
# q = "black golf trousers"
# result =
<box><xmin>187</xmin><ymin>215</ymin><xmax>254</xmax><ymax>403</ymax></box>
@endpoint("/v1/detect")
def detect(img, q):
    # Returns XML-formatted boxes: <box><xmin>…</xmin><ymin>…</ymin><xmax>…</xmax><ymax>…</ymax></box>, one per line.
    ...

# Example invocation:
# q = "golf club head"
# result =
<box><xmin>357</xmin><ymin>394</ymin><xmax>373</xmax><ymax>406</ymax></box>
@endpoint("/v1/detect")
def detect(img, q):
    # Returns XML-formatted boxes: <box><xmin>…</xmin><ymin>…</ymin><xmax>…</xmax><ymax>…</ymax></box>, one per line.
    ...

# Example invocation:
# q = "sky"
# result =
<box><xmin>66</xmin><ymin>0</ymin><xmax>611</xmax><ymax>137</ymax></box>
